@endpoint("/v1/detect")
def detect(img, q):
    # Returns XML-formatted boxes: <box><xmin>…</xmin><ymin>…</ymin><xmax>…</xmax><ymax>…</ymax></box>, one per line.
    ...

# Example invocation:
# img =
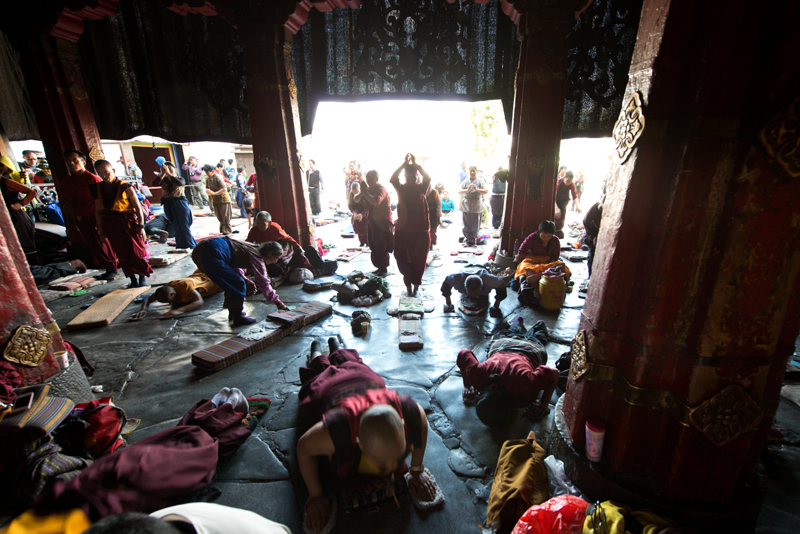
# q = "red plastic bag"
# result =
<box><xmin>511</xmin><ymin>495</ymin><xmax>589</xmax><ymax>534</ymax></box>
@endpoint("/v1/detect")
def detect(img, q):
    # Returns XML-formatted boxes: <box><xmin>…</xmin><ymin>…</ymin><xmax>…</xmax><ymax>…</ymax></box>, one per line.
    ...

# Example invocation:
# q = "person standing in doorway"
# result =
<box><xmin>490</xmin><ymin>166</ymin><xmax>508</xmax><ymax>229</ymax></box>
<box><xmin>154</xmin><ymin>161</ymin><xmax>196</xmax><ymax>250</ymax></box>
<box><xmin>390</xmin><ymin>153</ymin><xmax>431</xmax><ymax>296</ymax></box>
<box><xmin>458</xmin><ymin>166</ymin><xmax>487</xmax><ymax>246</ymax></box>
<box><xmin>204</xmin><ymin>164</ymin><xmax>232</xmax><ymax>235</ymax></box>
<box><xmin>307</xmin><ymin>159</ymin><xmax>323</xmax><ymax>216</ymax></box>
<box><xmin>456</xmin><ymin>161</ymin><xmax>468</xmax><ymax>190</ymax></box>
<box><xmin>181</xmin><ymin>156</ymin><xmax>207</xmax><ymax>209</ymax></box>
<box><xmin>356</xmin><ymin>170</ymin><xmax>393</xmax><ymax>277</ymax></box>
<box><xmin>61</xmin><ymin>150</ymin><xmax>119</xmax><ymax>280</ymax></box>
<box><xmin>555</xmin><ymin>170</ymin><xmax>577</xmax><ymax>239</ymax></box>
<box><xmin>343</xmin><ymin>161</ymin><xmax>362</xmax><ymax>202</ymax></box>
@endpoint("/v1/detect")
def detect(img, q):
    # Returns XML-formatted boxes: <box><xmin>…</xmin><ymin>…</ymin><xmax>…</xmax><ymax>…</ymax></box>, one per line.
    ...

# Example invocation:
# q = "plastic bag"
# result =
<box><xmin>544</xmin><ymin>455</ymin><xmax>585</xmax><ymax>500</ymax></box>
<box><xmin>511</xmin><ymin>495</ymin><xmax>589</xmax><ymax>534</ymax></box>
<box><xmin>288</xmin><ymin>268</ymin><xmax>313</xmax><ymax>283</ymax></box>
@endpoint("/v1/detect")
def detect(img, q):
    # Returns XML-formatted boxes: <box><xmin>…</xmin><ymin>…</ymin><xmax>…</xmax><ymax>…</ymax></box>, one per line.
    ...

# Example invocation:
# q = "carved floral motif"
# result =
<box><xmin>3</xmin><ymin>325</ymin><xmax>52</xmax><ymax>367</ymax></box>
<box><xmin>760</xmin><ymin>94</ymin><xmax>800</xmax><ymax>179</ymax></box>
<box><xmin>613</xmin><ymin>92</ymin><xmax>645</xmax><ymax>162</ymax></box>
<box><xmin>570</xmin><ymin>329</ymin><xmax>588</xmax><ymax>380</ymax></box>
<box><xmin>689</xmin><ymin>385</ymin><xmax>762</xmax><ymax>446</ymax></box>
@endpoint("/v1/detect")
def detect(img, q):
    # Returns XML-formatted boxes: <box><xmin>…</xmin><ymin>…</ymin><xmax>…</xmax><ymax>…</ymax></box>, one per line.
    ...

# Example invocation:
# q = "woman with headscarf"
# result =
<box><xmin>154</xmin><ymin>161</ymin><xmax>196</xmax><ymax>250</ymax></box>
<box><xmin>1</xmin><ymin>155</ymin><xmax>39</xmax><ymax>264</ymax></box>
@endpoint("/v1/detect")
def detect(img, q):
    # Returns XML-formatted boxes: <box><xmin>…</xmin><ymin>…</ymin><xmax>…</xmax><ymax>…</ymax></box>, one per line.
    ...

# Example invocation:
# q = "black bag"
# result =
<box><xmin>303</xmin><ymin>245</ymin><xmax>338</xmax><ymax>275</ymax></box>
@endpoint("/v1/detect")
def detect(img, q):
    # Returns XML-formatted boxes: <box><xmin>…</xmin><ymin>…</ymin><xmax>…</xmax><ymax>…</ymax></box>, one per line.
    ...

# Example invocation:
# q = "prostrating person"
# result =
<box><xmin>131</xmin><ymin>270</ymin><xmax>222</xmax><ymax>320</ymax></box>
<box><xmin>441</xmin><ymin>265</ymin><xmax>506</xmax><ymax>317</ymax></box>
<box><xmin>458</xmin><ymin>318</ymin><xmax>559</xmax><ymax>425</ymax></box>
<box><xmin>389</xmin><ymin>153</ymin><xmax>431</xmax><ymax>296</ymax></box>
<box><xmin>297</xmin><ymin>338</ymin><xmax>438</xmax><ymax>532</ymax></box>
<box><xmin>1</xmin><ymin>155</ymin><xmax>39</xmax><ymax>264</ymax></box>
<box><xmin>458</xmin><ymin>166</ymin><xmax>487</xmax><ymax>247</ymax></box>
<box><xmin>92</xmin><ymin>160</ymin><xmax>153</xmax><ymax>288</ymax></box>
<box><xmin>62</xmin><ymin>150</ymin><xmax>119</xmax><ymax>280</ymax></box>
<box><xmin>246</xmin><ymin>211</ymin><xmax>313</xmax><ymax>278</ymax></box>
<box><xmin>348</xmin><ymin>181</ymin><xmax>369</xmax><ymax>247</ymax></box>
<box><xmin>355</xmin><ymin>170</ymin><xmax>393</xmax><ymax>277</ymax></box>
<box><xmin>204</xmin><ymin>164</ymin><xmax>232</xmax><ymax>234</ymax></box>
<box><xmin>191</xmin><ymin>236</ymin><xmax>288</xmax><ymax>325</ymax></box>
<box><xmin>154</xmin><ymin>161</ymin><xmax>196</xmax><ymax>250</ymax></box>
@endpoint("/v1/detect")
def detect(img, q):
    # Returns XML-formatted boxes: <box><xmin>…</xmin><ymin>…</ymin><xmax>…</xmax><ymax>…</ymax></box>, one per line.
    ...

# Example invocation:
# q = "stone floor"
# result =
<box><xmin>45</xmin><ymin>207</ymin><xmax>800</xmax><ymax>533</ymax></box>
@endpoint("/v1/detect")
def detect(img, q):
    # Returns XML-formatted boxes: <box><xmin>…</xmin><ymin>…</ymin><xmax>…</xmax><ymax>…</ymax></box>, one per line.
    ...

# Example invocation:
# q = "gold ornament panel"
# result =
<box><xmin>3</xmin><ymin>325</ymin><xmax>52</xmax><ymax>367</ymax></box>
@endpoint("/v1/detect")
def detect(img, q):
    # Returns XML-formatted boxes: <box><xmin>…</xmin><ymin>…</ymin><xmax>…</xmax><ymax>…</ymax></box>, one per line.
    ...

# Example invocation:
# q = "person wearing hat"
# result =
<box><xmin>62</xmin><ymin>149</ymin><xmax>119</xmax><ymax>280</ymax></box>
<box><xmin>1</xmin><ymin>155</ymin><xmax>39</xmax><ymax>263</ymax></box>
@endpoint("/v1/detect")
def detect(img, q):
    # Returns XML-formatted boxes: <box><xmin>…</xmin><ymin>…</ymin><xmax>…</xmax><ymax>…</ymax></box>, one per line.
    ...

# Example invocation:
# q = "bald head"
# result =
<box><xmin>358</xmin><ymin>404</ymin><xmax>405</xmax><ymax>471</ymax></box>
<box><xmin>153</xmin><ymin>286</ymin><xmax>177</xmax><ymax>303</ymax></box>
<box><xmin>465</xmin><ymin>275</ymin><xmax>483</xmax><ymax>297</ymax></box>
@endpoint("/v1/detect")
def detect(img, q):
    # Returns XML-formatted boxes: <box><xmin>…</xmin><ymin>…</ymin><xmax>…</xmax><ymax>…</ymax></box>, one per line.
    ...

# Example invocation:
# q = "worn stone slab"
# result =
<box><xmin>215</xmin><ymin>434</ymin><xmax>289</xmax><ymax>481</ymax></box>
<box><xmin>126</xmin><ymin>418</ymin><xmax>182</xmax><ymax>444</ymax></box>
<box><xmin>435</xmin><ymin>375</ymin><xmax>549</xmax><ymax>470</ymax></box>
<box><xmin>266</xmin><ymin>392</ymin><xmax>300</xmax><ymax>431</ymax></box>
<box><xmin>448</xmin><ymin>447</ymin><xmax>487</xmax><ymax>478</ymax></box>
<box><xmin>389</xmin><ymin>385</ymin><xmax>431</xmax><ymax>412</ymax></box>
<box><xmin>213</xmin><ymin>480</ymin><xmax>301</xmax><ymax>534</ymax></box>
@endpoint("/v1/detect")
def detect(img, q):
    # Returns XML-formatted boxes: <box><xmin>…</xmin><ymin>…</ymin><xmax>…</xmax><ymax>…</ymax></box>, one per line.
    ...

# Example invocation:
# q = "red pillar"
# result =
<box><xmin>0</xmin><ymin>200</ymin><xmax>63</xmax><ymax>385</ymax></box>
<box><xmin>12</xmin><ymin>33</ymin><xmax>106</xmax><ymax>244</ymax></box>
<box><xmin>560</xmin><ymin>0</ymin><xmax>800</xmax><ymax>505</ymax></box>
<box><xmin>501</xmin><ymin>4</ymin><xmax>583</xmax><ymax>252</ymax></box>
<box><xmin>211</xmin><ymin>0</ymin><xmax>314</xmax><ymax>247</ymax></box>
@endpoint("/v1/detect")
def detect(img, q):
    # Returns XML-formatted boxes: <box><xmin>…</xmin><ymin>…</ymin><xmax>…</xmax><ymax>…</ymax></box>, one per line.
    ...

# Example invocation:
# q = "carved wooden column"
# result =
<box><xmin>501</xmin><ymin>1</ymin><xmax>585</xmax><ymax>252</ymax></box>
<box><xmin>214</xmin><ymin>0</ymin><xmax>315</xmax><ymax>246</ymax></box>
<box><xmin>552</xmin><ymin>0</ymin><xmax>800</xmax><ymax>527</ymax></box>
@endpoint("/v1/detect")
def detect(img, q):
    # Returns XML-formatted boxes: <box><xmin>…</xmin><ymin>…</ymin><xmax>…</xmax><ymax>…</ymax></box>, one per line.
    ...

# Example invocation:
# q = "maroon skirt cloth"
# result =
<box><xmin>367</xmin><ymin>218</ymin><xmax>394</xmax><ymax>269</ymax></box>
<box><xmin>394</xmin><ymin>230</ymin><xmax>431</xmax><ymax>286</ymax></box>
<box><xmin>299</xmin><ymin>348</ymin><xmax>386</xmax><ymax>420</ymax></box>
<box><xmin>101</xmin><ymin>210</ymin><xmax>152</xmax><ymax>277</ymax></box>
<box><xmin>44</xmin><ymin>401</ymin><xmax>249</xmax><ymax>520</ymax></box>
<box><xmin>75</xmin><ymin>216</ymin><xmax>118</xmax><ymax>271</ymax></box>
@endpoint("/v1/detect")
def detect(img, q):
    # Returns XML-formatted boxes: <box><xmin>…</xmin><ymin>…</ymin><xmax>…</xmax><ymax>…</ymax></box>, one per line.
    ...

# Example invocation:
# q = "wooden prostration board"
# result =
<box><xmin>66</xmin><ymin>287</ymin><xmax>150</xmax><ymax>330</ymax></box>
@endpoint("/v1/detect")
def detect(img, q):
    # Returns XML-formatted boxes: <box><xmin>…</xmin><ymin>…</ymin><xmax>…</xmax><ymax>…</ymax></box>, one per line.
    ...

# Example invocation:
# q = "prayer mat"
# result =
<box><xmin>340</xmin><ymin>475</ymin><xmax>408</xmax><ymax>512</ymax></box>
<box><xmin>398</xmin><ymin>296</ymin><xmax>424</xmax><ymax>316</ymax></box>
<box><xmin>0</xmin><ymin>384</ymin><xmax>74</xmax><ymax>438</ymax></box>
<box><xmin>46</xmin><ymin>269</ymin><xmax>101</xmax><ymax>287</ymax></box>
<box><xmin>39</xmin><ymin>288</ymin><xmax>76</xmax><ymax>303</ymax></box>
<box><xmin>192</xmin><ymin>302</ymin><xmax>332</xmax><ymax>371</ymax></box>
<box><xmin>335</xmin><ymin>249</ymin><xmax>361</xmax><ymax>262</ymax></box>
<box><xmin>66</xmin><ymin>286</ymin><xmax>150</xmax><ymax>330</ymax></box>
<box><xmin>459</xmin><ymin>294</ymin><xmax>489</xmax><ymax>316</ymax></box>
<box><xmin>303</xmin><ymin>275</ymin><xmax>345</xmax><ymax>292</ymax></box>
<box><xmin>406</xmin><ymin>468</ymin><xmax>445</xmax><ymax>510</ymax></box>
<box><xmin>399</xmin><ymin>314</ymin><xmax>423</xmax><ymax>351</ymax></box>
<box><xmin>315</xmin><ymin>219</ymin><xmax>337</xmax><ymax>226</ymax></box>
<box><xmin>303</xmin><ymin>497</ymin><xmax>338</xmax><ymax>534</ymax></box>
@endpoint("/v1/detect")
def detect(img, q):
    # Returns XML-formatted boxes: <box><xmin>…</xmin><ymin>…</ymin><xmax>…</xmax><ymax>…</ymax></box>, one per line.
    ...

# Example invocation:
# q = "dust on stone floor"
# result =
<box><xmin>47</xmin><ymin>208</ymin><xmax>591</xmax><ymax>533</ymax></box>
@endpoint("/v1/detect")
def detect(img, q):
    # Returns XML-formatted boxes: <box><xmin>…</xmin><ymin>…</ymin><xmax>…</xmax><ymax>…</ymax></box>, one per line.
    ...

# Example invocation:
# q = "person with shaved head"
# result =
<box><xmin>297</xmin><ymin>337</ymin><xmax>437</xmax><ymax>532</ymax></box>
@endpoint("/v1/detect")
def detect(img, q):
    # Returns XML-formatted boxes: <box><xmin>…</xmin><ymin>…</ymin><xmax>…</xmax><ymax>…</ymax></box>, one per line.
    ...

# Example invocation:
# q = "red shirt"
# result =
<box><xmin>518</xmin><ymin>232</ymin><xmax>560</xmax><ymax>263</ymax></box>
<box><xmin>246</xmin><ymin>222</ymin><xmax>301</xmax><ymax>252</ymax></box>
<box><xmin>61</xmin><ymin>171</ymin><xmax>102</xmax><ymax>218</ymax></box>
<box><xmin>457</xmin><ymin>350</ymin><xmax>555</xmax><ymax>407</ymax></box>
<box><xmin>391</xmin><ymin>177</ymin><xmax>430</xmax><ymax>232</ymax></box>
<box><xmin>366</xmin><ymin>184</ymin><xmax>392</xmax><ymax>222</ymax></box>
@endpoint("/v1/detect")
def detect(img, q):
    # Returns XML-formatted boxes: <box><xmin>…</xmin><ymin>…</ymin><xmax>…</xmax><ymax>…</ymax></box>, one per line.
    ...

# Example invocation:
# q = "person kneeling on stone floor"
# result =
<box><xmin>296</xmin><ymin>337</ymin><xmax>440</xmax><ymax>533</ymax></box>
<box><xmin>246</xmin><ymin>210</ymin><xmax>313</xmax><ymax>281</ymax></box>
<box><xmin>458</xmin><ymin>318</ymin><xmax>560</xmax><ymax>425</ymax></box>
<box><xmin>441</xmin><ymin>265</ymin><xmax>507</xmax><ymax>317</ymax></box>
<box><xmin>191</xmin><ymin>236</ymin><xmax>289</xmax><ymax>326</ymax></box>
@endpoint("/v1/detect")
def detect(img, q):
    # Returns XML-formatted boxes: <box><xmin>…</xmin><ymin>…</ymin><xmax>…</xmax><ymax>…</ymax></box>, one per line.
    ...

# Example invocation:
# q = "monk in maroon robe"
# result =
<box><xmin>390</xmin><ymin>154</ymin><xmax>431</xmax><ymax>296</ymax></box>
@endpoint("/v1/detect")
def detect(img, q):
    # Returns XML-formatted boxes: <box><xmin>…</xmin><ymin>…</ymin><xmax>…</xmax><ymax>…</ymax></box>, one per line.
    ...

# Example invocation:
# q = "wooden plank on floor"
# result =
<box><xmin>66</xmin><ymin>287</ymin><xmax>150</xmax><ymax>330</ymax></box>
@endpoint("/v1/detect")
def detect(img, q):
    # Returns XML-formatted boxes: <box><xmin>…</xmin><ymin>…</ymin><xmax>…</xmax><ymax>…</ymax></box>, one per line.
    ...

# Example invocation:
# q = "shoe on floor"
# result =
<box><xmin>155</xmin><ymin>230</ymin><xmax>169</xmax><ymax>243</ymax></box>
<box><xmin>309</xmin><ymin>340</ymin><xmax>322</xmax><ymax>364</ymax></box>
<box><xmin>227</xmin><ymin>388</ymin><xmax>249</xmax><ymax>414</ymax></box>
<box><xmin>211</xmin><ymin>387</ymin><xmax>232</xmax><ymax>408</ymax></box>
<box><xmin>232</xmin><ymin>315</ymin><xmax>257</xmax><ymax>326</ymax></box>
<box><xmin>328</xmin><ymin>336</ymin><xmax>340</xmax><ymax>353</ymax></box>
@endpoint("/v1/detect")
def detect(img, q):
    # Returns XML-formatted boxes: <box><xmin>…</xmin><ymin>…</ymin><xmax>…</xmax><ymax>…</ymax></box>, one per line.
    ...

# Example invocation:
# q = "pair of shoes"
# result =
<box><xmin>328</xmin><ymin>336</ymin><xmax>340</xmax><ymax>353</ymax></box>
<box><xmin>155</xmin><ymin>230</ymin><xmax>169</xmax><ymax>243</ymax></box>
<box><xmin>226</xmin><ymin>388</ymin><xmax>249</xmax><ymax>413</ymax></box>
<box><xmin>308</xmin><ymin>340</ymin><xmax>322</xmax><ymax>364</ymax></box>
<box><xmin>375</xmin><ymin>268</ymin><xmax>389</xmax><ymax>277</ymax></box>
<box><xmin>97</xmin><ymin>269</ymin><xmax>119</xmax><ymax>281</ymax></box>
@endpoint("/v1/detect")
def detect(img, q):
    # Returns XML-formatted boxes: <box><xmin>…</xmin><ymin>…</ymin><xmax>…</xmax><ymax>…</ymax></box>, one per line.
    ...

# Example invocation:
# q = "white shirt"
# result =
<box><xmin>151</xmin><ymin>503</ymin><xmax>291</xmax><ymax>534</ymax></box>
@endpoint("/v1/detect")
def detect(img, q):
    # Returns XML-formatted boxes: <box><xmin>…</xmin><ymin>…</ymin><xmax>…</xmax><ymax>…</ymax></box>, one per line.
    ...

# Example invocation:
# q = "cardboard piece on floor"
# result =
<box><xmin>562</xmin><ymin>252</ymin><xmax>587</xmax><ymax>262</ymax></box>
<box><xmin>340</xmin><ymin>232</ymin><xmax>356</xmax><ymax>238</ymax></box>
<box><xmin>399</xmin><ymin>313</ymin><xmax>423</xmax><ymax>351</ymax></box>
<box><xmin>192</xmin><ymin>301</ymin><xmax>332</xmax><ymax>371</ymax></box>
<box><xmin>336</xmin><ymin>249</ymin><xmax>362</xmax><ymax>262</ymax></box>
<box><xmin>66</xmin><ymin>286</ymin><xmax>150</xmax><ymax>330</ymax></box>
<box><xmin>398</xmin><ymin>296</ymin><xmax>424</xmax><ymax>315</ymax></box>
<box><xmin>47</xmin><ymin>269</ymin><xmax>102</xmax><ymax>287</ymax></box>
<box><xmin>302</xmin><ymin>275</ymin><xmax>344</xmax><ymax>292</ymax></box>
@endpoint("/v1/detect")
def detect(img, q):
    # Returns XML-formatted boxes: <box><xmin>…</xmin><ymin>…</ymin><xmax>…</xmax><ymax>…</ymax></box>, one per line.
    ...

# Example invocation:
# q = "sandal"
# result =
<box><xmin>524</xmin><ymin>403</ymin><xmax>551</xmax><ymax>422</ymax></box>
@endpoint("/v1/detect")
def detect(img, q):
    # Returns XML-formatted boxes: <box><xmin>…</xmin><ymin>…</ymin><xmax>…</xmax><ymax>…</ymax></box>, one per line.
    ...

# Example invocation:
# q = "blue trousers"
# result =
<box><xmin>234</xmin><ymin>189</ymin><xmax>247</xmax><ymax>218</ymax></box>
<box><xmin>162</xmin><ymin>197</ymin><xmax>197</xmax><ymax>249</ymax></box>
<box><xmin>193</xmin><ymin>237</ymin><xmax>246</xmax><ymax>307</ymax></box>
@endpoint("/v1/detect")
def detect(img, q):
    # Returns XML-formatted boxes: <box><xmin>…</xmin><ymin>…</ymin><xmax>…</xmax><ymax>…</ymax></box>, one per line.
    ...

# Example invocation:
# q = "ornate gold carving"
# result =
<box><xmin>526</xmin><ymin>154</ymin><xmax>545</xmax><ymax>173</ymax></box>
<box><xmin>3</xmin><ymin>325</ymin><xmax>52</xmax><ymax>367</ymax></box>
<box><xmin>759</xmin><ymin>94</ymin><xmax>800</xmax><ymax>178</ymax></box>
<box><xmin>570</xmin><ymin>330</ymin><xmax>588</xmax><ymax>380</ymax></box>
<box><xmin>43</xmin><ymin>320</ymin><xmax>61</xmax><ymax>337</ymax></box>
<box><xmin>613</xmin><ymin>92</ymin><xmax>645</xmax><ymax>162</ymax></box>
<box><xmin>689</xmin><ymin>385</ymin><xmax>762</xmax><ymax>446</ymax></box>
<box><xmin>88</xmin><ymin>146</ymin><xmax>105</xmax><ymax>162</ymax></box>
<box><xmin>524</xmin><ymin>64</ymin><xmax>565</xmax><ymax>86</ymax></box>
<box><xmin>68</xmin><ymin>83</ymin><xmax>88</xmax><ymax>102</ymax></box>
<box><xmin>288</xmin><ymin>79</ymin><xmax>298</xmax><ymax>100</ymax></box>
